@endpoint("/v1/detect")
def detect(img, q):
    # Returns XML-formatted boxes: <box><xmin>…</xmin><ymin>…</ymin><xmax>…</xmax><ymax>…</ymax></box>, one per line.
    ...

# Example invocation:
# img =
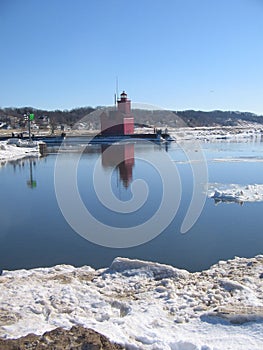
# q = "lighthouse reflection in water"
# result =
<box><xmin>101</xmin><ymin>143</ymin><xmax>135</xmax><ymax>190</ymax></box>
<box><xmin>80</xmin><ymin>141</ymin><xmax>162</xmax><ymax>229</ymax></box>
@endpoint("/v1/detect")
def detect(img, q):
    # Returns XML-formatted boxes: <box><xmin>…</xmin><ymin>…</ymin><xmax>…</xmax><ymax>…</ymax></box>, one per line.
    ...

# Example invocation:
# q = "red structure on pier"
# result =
<box><xmin>100</xmin><ymin>91</ymin><xmax>134</xmax><ymax>135</ymax></box>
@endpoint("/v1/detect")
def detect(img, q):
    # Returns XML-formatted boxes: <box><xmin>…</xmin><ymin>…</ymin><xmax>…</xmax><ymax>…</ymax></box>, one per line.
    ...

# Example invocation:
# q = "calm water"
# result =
<box><xmin>1</xmin><ymin>138</ymin><xmax>263</xmax><ymax>272</ymax></box>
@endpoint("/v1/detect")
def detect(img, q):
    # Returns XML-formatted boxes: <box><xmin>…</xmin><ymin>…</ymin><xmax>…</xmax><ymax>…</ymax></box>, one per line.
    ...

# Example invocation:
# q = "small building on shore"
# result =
<box><xmin>100</xmin><ymin>91</ymin><xmax>134</xmax><ymax>135</ymax></box>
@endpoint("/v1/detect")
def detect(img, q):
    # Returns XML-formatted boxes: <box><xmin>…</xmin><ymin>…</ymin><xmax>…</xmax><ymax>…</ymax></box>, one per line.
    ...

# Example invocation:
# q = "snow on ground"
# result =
<box><xmin>1</xmin><ymin>256</ymin><xmax>263</xmax><ymax>349</ymax></box>
<box><xmin>208</xmin><ymin>183</ymin><xmax>263</xmax><ymax>204</ymax></box>
<box><xmin>0</xmin><ymin>140</ymin><xmax>39</xmax><ymax>164</ymax></box>
<box><xmin>169</xmin><ymin>124</ymin><xmax>263</xmax><ymax>141</ymax></box>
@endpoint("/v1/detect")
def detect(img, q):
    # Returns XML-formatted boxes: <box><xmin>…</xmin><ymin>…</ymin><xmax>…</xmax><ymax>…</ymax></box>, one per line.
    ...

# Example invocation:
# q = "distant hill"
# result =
<box><xmin>0</xmin><ymin>106</ymin><xmax>95</xmax><ymax>130</ymax></box>
<box><xmin>176</xmin><ymin>110</ymin><xmax>263</xmax><ymax>127</ymax></box>
<box><xmin>1</xmin><ymin>106</ymin><xmax>263</xmax><ymax>130</ymax></box>
<box><xmin>73</xmin><ymin>108</ymin><xmax>187</xmax><ymax>130</ymax></box>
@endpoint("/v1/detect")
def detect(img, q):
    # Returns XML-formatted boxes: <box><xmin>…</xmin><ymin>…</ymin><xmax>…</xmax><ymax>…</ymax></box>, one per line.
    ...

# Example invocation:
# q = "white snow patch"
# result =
<box><xmin>109</xmin><ymin>257</ymin><xmax>189</xmax><ymax>280</ymax></box>
<box><xmin>0</xmin><ymin>140</ymin><xmax>39</xmax><ymax>164</ymax></box>
<box><xmin>170</xmin><ymin>125</ymin><xmax>263</xmax><ymax>142</ymax></box>
<box><xmin>0</xmin><ymin>256</ymin><xmax>263</xmax><ymax>349</ymax></box>
<box><xmin>208</xmin><ymin>183</ymin><xmax>263</xmax><ymax>203</ymax></box>
<box><xmin>211</xmin><ymin>157</ymin><xmax>263</xmax><ymax>163</ymax></box>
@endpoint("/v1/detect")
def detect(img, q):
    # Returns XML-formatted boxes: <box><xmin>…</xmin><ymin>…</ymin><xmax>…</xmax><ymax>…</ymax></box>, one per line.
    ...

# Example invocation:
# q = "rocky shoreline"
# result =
<box><xmin>0</xmin><ymin>326</ymin><xmax>124</xmax><ymax>350</ymax></box>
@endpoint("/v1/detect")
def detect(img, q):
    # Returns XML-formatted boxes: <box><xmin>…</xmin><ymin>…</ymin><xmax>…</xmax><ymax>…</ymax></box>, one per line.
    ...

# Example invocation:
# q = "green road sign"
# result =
<box><xmin>29</xmin><ymin>113</ymin><xmax>35</xmax><ymax>121</ymax></box>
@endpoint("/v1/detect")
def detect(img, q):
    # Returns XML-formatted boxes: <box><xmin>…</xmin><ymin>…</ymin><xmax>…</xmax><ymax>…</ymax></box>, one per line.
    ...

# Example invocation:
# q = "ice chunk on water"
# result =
<box><xmin>208</xmin><ymin>183</ymin><xmax>263</xmax><ymax>203</ymax></box>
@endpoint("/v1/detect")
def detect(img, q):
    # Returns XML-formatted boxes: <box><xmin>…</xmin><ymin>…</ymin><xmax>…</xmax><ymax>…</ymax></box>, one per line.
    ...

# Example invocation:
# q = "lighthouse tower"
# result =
<box><xmin>118</xmin><ymin>91</ymin><xmax>134</xmax><ymax>134</ymax></box>
<box><xmin>117</xmin><ymin>91</ymin><xmax>131</xmax><ymax>114</ymax></box>
<box><xmin>100</xmin><ymin>91</ymin><xmax>134</xmax><ymax>135</ymax></box>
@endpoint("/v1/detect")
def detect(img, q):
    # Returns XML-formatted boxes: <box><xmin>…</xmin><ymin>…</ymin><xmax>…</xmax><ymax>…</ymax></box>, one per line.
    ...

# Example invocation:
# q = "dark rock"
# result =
<box><xmin>0</xmin><ymin>326</ymin><xmax>124</xmax><ymax>350</ymax></box>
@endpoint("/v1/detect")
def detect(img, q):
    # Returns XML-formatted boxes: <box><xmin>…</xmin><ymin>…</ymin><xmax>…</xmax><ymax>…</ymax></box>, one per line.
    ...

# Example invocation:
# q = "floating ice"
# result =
<box><xmin>208</xmin><ymin>183</ymin><xmax>263</xmax><ymax>204</ymax></box>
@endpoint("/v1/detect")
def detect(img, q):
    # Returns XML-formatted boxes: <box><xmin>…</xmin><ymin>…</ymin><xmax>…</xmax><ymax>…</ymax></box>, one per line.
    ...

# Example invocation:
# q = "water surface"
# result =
<box><xmin>0</xmin><ymin>138</ymin><xmax>262</xmax><ymax>272</ymax></box>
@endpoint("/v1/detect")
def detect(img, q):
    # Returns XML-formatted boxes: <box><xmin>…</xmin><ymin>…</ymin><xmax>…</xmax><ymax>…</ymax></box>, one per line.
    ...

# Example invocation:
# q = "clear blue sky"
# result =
<box><xmin>1</xmin><ymin>0</ymin><xmax>263</xmax><ymax>113</ymax></box>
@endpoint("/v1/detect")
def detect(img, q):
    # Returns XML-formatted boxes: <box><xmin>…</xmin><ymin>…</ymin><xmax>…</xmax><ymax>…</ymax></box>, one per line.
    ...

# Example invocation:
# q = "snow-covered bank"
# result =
<box><xmin>170</xmin><ymin>124</ymin><xmax>263</xmax><ymax>141</ymax></box>
<box><xmin>0</xmin><ymin>141</ymin><xmax>39</xmax><ymax>164</ymax></box>
<box><xmin>208</xmin><ymin>183</ymin><xmax>263</xmax><ymax>204</ymax></box>
<box><xmin>1</xmin><ymin>256</ymin><xmax>263</xmax><ymax>349</ymax></box>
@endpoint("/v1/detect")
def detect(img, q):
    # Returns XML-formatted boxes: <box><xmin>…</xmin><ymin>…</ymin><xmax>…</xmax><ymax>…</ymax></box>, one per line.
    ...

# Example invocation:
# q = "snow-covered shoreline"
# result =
<box><xmin>1</xmin><ymin>125</ymin><xmax>262</xmax><ymax>164</ymax></box>
<box><xmin>1</xmin><ymin>256</ymin><xmax>262</xmax><ymax>349</ymax></box>
<box><xmin>170</xmin><ymin>124</ymin><xmax>263</xmax><ymax>141</ymax></box>
<box><xmin>0</xmin><ymin>140</ymin><xmax>39</xmax><ymax>164</ymax></box>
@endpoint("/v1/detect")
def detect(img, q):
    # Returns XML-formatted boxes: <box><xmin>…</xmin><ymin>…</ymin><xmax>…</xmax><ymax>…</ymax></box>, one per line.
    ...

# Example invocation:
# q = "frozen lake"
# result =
<box><xmin>0</xmin><ymin>137</ymin><xmax>263</xmax><ymax>272</ymax></box>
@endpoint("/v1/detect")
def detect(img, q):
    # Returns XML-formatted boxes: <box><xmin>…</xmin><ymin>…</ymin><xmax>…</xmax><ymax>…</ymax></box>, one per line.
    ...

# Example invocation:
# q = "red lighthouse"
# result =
<box><xmin>100</xmin><ymin>91</ymin><xmax>134</xmax><ymax>135</ymax></box>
